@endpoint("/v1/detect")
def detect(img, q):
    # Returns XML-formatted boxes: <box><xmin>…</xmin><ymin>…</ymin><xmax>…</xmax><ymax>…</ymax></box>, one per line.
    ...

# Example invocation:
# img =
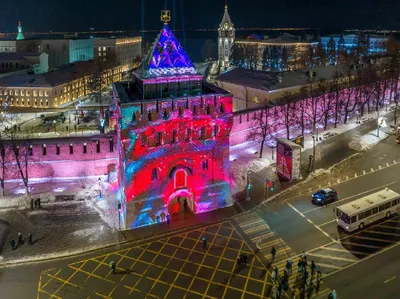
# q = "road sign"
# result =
<box><xmin>290</xmin><ymin>135</ymin><xmax>304</xmax><ymax>148</ymax></box>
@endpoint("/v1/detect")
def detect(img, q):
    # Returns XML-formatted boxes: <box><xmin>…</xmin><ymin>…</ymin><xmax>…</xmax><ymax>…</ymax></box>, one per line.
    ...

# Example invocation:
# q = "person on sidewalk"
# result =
<box><xmin>166</xmin><ymin>213</ymin><xmax>171</xmax><ymax>225</ymax></box>
<box><xmin>109</xmin><ymin>261</ymin><xmax>116</xmax><ymax>274</ymax></box>
<box><xmin>310</xmin><ymin>260</ymin><xmax>316</xmax><ymax>276</ymax></box>
<box><xmin>271</xmin><ymin>266</ymin><xmax>278</xmax><ymax>283</ymax></box>
<box><xmin>10</xmin><ymin>239</ymin><xmax>15</xmax><ymax>250</ymax></box>
<box><xmin>28</xmin><ymin>233</ymin><xmax>33</xmax><ymax>245</ymax></box>
<box><xmin>201</xmin><ymin>237</ymin><xmax>207</xmax><ymax>251</ymax></box>
<box><xmin>160</xmin><ymin>211</ymin><xmax>166</xmax><ymax>222</ymax></box>
<box><xmin>177</xmin><ymin>196</ymin><xmax>181</xmax><ymax>205</ymax></box>
<box><xmin>242</xmin><ymin>253</ymin><xmax>248</xmax><ymax>266</ymax></box>
<box><xmin>30</xmin><ymin>198</ymin><xmax>34</xmax><ymax>210</ymax></box>
<box><xmin>270</xmin><ymin>246</ymin><xmax>276</xmax><ymax>261</ymax></box>
<box><xmin>17</xmin><ymin>232</ymin><xmax>23</xmax><ymax>246</ymax></box>
<box><xmin>183</xmin><ymin>199</ymin><xmax>188</xmax><ymax>213</ymax></box>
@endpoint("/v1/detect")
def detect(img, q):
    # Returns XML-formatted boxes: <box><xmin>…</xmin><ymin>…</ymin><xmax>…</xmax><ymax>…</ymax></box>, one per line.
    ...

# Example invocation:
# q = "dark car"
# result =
<box><xmin>312</xmin><ymin>188</ymin><xmax>338</xmax><ymax>205</ymax></box>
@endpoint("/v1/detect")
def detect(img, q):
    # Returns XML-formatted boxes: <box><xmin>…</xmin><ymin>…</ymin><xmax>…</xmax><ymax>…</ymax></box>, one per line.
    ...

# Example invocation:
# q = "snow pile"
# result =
<box><xmin>75</xmin><ymin>184</ymin><xmax>100</xmax><ymax>201</ymax></box>
<box><xmin>0</xmin><ymin>191</ymin><xmax>57</xmax><ymax>210</ymax></box>
<box><xmin>230</xmin><ymin>158</ymin><xmax>269</xmax><ymax>195</ymax></box>
<box><xmin>72</xmin><ymin>226</ymin><xmax>107</xmax><ymax>242</ymax></box>
<box><xmin>349</xmin><ymin>130</ymin><xmax>388</xmax><ymax>152</ymax></box>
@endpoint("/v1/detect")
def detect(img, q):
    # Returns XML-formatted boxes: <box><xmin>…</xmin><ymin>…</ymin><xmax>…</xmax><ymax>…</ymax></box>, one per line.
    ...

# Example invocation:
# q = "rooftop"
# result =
<box><xmin>236</xmin><ymin>33</ymin><xmax>316</xmax><ymax>45</ymax></box>
<box><xmin>136</xmin><ymin>25</ymin><xmax>198</xmax><ymax>79</ymax></box>
<box><xmin>114</xmin><ymin>81</ymin><xmax>229</xmax><ymax>106</ymax></box>
<box><xmin>0</xmin><ymin>52</ymin><xmax>44</xmax><ymax>61</ymax></box>
<box><xmin>0</xmin><ymin>60</ymin><xmax>93</xmax><ymax>88</ymax></box>
<box><xmin>217</xmin><ymin>65</ymin><xmax>348</xmax><ymax>91</ymax></box>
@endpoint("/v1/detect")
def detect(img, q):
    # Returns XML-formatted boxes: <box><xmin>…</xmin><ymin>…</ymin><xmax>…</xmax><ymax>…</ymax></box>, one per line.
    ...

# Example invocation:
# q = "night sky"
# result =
<box><xmin>0</xmin><ymin>0</ymin><xmax>399</xmax><ymax>32</ymax></box>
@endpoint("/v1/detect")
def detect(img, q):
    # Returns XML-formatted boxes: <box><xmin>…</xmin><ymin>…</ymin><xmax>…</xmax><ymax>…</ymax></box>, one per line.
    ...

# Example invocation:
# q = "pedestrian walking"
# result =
<box><xmin>160</xmin><ymin>211</ymin><xmax>166</xmax><ymax>222</ymax></box>
<box><xmin>109</xmin><ymin>261</ymin><xmax>116</xmax><ymax>274</ymax></box>
<box><xmin>166</xmin><ymin>213</ymin><xmax>171</xmax><ymax>225</ymax></box>
<box><xmin>30</xmin><ymin>198</ymin><xmax>34</xmax><ymax>210</ymax></box>
<box><xmin>177</xmin><ymin>197</ymin><xmax>181</xmax><ymax>205</ymax></box>
<box><xmin>37</xmin><ymin>198</ymin><xmax>41</xmax><ymax>208</ymax></box>
<box><xmin>17</xmin><ymin>232</ymin><xmax>23</xmax><ymax>246</ymax></box>
<box><xmin>255</xmin><ymin>237</ymin><xmax>261</xmax><ymax>253</ymax></box>
<box><xmin>202</xmin><ymin>237</ymin><xmax>207</xmax><ymax>251</ymax></box>
<box><xmin>237</xmin><ymin>256</ymin><xmax>242</xmax><ymax>268</ymax></box>
<box><xmin>183</xmin><ymin>198</ymin><xmax>188</xmax><ymax>212</ymax></box>
<box><xmin>316</xmin><ymin>266</ymin><xmax>322</xmax><ymax>282</ymax></box>
<box><xmin>270</xmin><ymin>246</ymin><xmax>276</xmax><ymax>261</ymax></box>
<box><xmin>271</xmin><ymin>267</ymin><xmax>277</xmax><ymax>283</ymax></box>
<box><xmin>28</xmin><ymin>233</ymin><xmax>33</xmax><ymax>245</ymax></box>
<box><xmin>310</xmin><ymin>260</ymin><xmax>316</xmax><ymax>276</ymax></box>
<box><xmin>34</xmin><ymin>199</ymin><xmax>38</xmax><ymax>208</ymax></box>
<box><xmin>10</xmin><ymin>239</ymin><xmax>15</xmax><ymax>250</ymax></box>
<box><xmin>242</xmin><ymin>253</ymin><xmax>248</xmax><ymax>266</ymax></box>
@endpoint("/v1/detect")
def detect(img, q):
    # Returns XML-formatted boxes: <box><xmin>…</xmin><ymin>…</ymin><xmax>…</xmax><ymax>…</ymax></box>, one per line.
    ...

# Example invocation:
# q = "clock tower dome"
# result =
<box><xmin>218</xmin><ymin>2</ymin><xmax>235</xmax><ymax>71</ymax></box>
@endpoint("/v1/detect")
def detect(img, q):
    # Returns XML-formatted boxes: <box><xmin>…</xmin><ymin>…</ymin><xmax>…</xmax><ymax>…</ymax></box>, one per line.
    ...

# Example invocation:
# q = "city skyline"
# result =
<box><xmin>0</xmin><ymin>0</ymin><xmax>399</xmax><ymax>33</ymax></box>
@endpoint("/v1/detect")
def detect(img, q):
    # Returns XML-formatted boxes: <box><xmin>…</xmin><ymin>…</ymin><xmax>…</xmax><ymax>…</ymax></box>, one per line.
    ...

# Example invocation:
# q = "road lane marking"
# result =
<box><xmin>323</xmin><ymin>242</ymin><xmax>400</xmax><ymax>280</ymax></box>
<box><xmin>319</xmin><ymin>246</ymin><xmax>368</xmax><ymax>256</ymax></box>
<box><xmin>370</xmin><ymin>168</ymin><xmax>374</xmax><ymax>172</ymax></box>
<box><xmin>339</xmin><ymin>241</ymin><xmax>382</xmax><ymax>249</ymax></box>
<box><xmin>307</xmin><ymin>252</ymin><xmax>357</xmax><ymax>262</ymax></box>
<box><xmin>287</xmin><ymin>203</ymin><xmax>336</xmax><ymax>243</ymax></box>
<box><xmin>313</xmin><ymin>262</ymin><xmax>342</xmax><ymax>270</ymax></box>
<box><xmin>377</xmin><ymin>224</ymin><xmax>400</xmax><ymax>230</ymax></box>
<box><xmin>386</xmin><ymin>162</ymin><xmax>390</xmax><ymax>167</ymax></box>
<box><xmin>379</xmin><ymin>165</ymin><xmax>382</xmax><ymax>170</ymax></box>
<box><xmin>318</xmin><ymin>219</ymin><xmax>336</xmax><ymax>227</ymax></box>
<box><xmin>363</xmin><ymin>170</ymin><xmax>366</xmax><ymax>175</ymax></box>
<box><xmin>16</xmin><ymin>210</ymin><xmax>34</xmax><ymax>228</ymax></box>
<box><xmin>302</xmin><ymin>180</ymin><xmax>399</xmax><ymax>214</ymax></box>
<box><xmin>364</xmin><ymin>230</ymin><xmax>400</xmax><ymax>237</ymax></box>
<box><xmin>354</xmin><ymin>173</ymin><xmax>358</xmax><ymax>178</ymax></box>
<box><xmin>384</xmin><ymin>276</ymin><xmax>396</xmax><ymax>284</ymax></box>
<box><xmin>351</xmin><ymin>235</ymin><xmax>394</xmax><ymax>243</ymax></box>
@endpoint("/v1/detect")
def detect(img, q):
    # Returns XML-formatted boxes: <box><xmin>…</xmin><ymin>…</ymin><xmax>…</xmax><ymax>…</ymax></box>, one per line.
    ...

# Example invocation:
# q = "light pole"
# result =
<box><xmin>53</xmin><ymin>120</ymin><xmax>56</xmax><ymax>133</ymax></box>
<box><xmin>377</xmin><ymin>107</ymin><xmax>380</xmax><ymax>138</ymax></box>
<box><xmin>312</xmin><ymin>134</ymin><xmax>316</xmax><ymax>173</ymax></box>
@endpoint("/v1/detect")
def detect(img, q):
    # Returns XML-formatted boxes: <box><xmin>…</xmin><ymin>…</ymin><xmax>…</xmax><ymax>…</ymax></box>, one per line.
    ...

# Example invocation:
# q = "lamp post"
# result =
<box><xmin>312</xmin><ymin>134</ymin><xmax>316</xmax><ymax>173</ymax></box>
<box><xmin>53</xmin><ymin>120</ymin><xmax>56</xmax><ymax>133</ymax></box>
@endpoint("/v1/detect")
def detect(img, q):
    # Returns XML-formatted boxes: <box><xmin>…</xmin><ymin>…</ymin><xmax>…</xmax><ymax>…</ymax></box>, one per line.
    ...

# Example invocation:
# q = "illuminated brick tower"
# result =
<box><xmin>113</xmin><ymin>13</ymin><xmax>233</xmax><ymax>229</ymax></box>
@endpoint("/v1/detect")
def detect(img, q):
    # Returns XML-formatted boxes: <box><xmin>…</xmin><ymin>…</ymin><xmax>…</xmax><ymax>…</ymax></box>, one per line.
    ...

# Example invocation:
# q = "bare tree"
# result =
<box><xmin>274</xmin><ymin>91</ymin><xmax>296</xmax><ymax>139</ymax></box>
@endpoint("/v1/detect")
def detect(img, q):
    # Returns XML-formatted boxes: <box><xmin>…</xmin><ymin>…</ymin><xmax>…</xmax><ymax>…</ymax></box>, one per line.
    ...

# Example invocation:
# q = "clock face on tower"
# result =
<box><xmin>224</xmin><ymin>23</ymin><xmax>228</xmax><ymax>29</ymax></box>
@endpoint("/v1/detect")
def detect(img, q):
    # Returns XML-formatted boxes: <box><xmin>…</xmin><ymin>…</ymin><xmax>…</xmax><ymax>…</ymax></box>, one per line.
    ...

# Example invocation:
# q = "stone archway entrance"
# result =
<box><xmin>167</xmin><ymin>189</ymin><xmax>195</xmax><ymax>216</ymax></box>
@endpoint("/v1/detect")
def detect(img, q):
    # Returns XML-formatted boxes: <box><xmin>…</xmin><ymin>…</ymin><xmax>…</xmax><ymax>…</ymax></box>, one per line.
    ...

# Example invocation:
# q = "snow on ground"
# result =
<box><xmin>0</xmin><ymin>192</ymin><xmax>56</xmax><ymax>210</ymax></box>
<box><xmin>349</xmin><ymin>130</ymin><xmax>388</xmax><ymax>151</ymax></box>
<box><xmin>76</xmin><ymin>180</ymin><xmax>119</xmax><ymax>229</ymax></box>
<box><xmin>72</xmin><ymin>226</ymin><xmax>108</xmax><ymax>242</ymax></box>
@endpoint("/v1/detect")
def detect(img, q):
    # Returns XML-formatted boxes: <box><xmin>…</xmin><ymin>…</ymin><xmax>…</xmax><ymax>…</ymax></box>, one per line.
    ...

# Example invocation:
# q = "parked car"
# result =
<box><xmin>312</xmin><ymin>188</ymin><xmax>338</xmax><ymax>205</ymax></box>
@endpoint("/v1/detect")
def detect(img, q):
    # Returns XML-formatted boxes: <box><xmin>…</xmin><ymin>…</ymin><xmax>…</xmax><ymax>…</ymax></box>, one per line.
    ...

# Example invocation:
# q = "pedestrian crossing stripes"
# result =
<box><xmin>234</xmin><ymin>212</ymin><xmax>331</xmax><ymax>298</ymax></box>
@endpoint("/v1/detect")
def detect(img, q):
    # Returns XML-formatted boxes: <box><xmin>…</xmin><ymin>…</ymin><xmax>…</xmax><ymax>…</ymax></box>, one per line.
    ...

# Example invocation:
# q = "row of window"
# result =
<box><xmin>0</xmin><ymin>98</ymin><xmax>49</xmax><ymax>107</ymax></box>
<box><xmin>151</xmin><ymin>160</ymin><xmax>209</xmax><ymax>181</ymax></box>
<box><xmin>0</xmin><ymin>90</ymin><xmax>49</xmax><ymax>97</ymax></box>
<box><xmin>357</xmin><ymin>199</ymin><xmax>399</xmax><ymax>221</ymax></box>
<box><xmin>21</xmin><ymin>140</ymin><xmax>114</xmax><ymax>156</ymax></box>
<box><xmin>0</xmin><ymin>62</ymin><xmax>28</xmax><ymax>69</ymax></box>
<box><xmin>140</xmin><ymin>126</ymin><xmax>219</xmax><ymax>146</ymax></box>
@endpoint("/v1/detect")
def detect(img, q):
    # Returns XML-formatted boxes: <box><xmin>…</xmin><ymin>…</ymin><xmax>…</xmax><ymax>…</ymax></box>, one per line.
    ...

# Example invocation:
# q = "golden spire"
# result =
<box><xmin>225</xmin><ymin>0</ymin><xmax>228</xmax><ymax>9</ymax></box>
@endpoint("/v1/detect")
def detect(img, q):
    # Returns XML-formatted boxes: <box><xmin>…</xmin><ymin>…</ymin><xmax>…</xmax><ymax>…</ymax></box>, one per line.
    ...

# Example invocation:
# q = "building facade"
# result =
<box><xmin>0</xmin><ymin>60</ymin><xmax>124</xmax><ymax>109</ymax></box>
<box><xmin>0</xmin><ymin>52</ymin><xmax>48</xmax><ymax>74</ymax></box>
<box><xmin>218</xmin><ymin>3</ymin><xmax>235</xmax><ymax>72</ymax></box>
<box><xmin>93</xmin><ymin>37</ymin><xmax>142</xmax><ymax>71</ymax></box>
<box><xmin>112</xmin><ymin>24</ymin><xmax>233</xmax><ymax>229</ymax></box>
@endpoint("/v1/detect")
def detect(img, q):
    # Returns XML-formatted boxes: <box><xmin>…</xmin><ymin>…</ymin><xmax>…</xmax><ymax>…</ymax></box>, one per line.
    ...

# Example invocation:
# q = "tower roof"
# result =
<box><xmin>16</xmin><ymin>21</ymin><xmax>24</xmax><ymax>41</ymax></box>
<box><xmin>139</xmin><ymin>25</ymin><xmax>198</xmax><ymax>79</ymax></box>
<box><xmin>219</xmin><ymin>3</ymin><xmax>233</xmax><ymax>28</ymax></box>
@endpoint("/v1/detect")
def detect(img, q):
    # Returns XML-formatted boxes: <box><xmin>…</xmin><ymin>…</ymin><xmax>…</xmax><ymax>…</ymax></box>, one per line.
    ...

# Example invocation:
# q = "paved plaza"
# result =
<box><xmin>37</xmin><ymin>221</ymin><xmax>289</xmax><ymax>299</ymax></box>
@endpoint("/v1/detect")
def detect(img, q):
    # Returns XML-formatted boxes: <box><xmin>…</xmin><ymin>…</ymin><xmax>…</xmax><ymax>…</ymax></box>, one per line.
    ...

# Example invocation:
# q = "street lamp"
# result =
<box><xmin>355</xmin><ymin>111</ymin><xmax>360</xmax><ymax>124</ymax></box>
<box><xmin>53</xmin><ymin>120</ymin><xmax>56</xmax><ymax>133</ymax></box>
<box><xmin>311</xmin><ymin>134</ymin><xmax>316</xmax><ymax>173</ymax></box>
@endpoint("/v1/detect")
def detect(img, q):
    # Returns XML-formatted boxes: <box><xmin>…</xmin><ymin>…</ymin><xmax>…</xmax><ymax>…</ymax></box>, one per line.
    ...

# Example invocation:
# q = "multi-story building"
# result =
<box><xmin>0</xmin><ymin>60</ymin><xmax>123</xmax><ymax>109</ymax></box>
<box><xmin>0</xmin><ymin>52</ymin><xmax>48</xmax><ymax>74</ymax></box>
<box><xmin>112</xmin><ymin>24</ymin><xmax>233</xmax><ymax>229</ymax></box>
<box><xmin>93</xmin><ymin>37</ymin><xmax>142</xmax><ymax>71</ymax></box>
<box><xmin>234</xmin><ymin>34</ymin><xmax>319</xmax><ymax>71</ymax></box>
<box><xmin>320</xmin><ymin>33</ymin><xmax>388</xmax><ymax>56</ymax></box>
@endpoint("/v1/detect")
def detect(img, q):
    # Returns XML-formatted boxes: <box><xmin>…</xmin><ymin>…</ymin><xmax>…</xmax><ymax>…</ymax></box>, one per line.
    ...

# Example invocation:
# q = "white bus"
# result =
<box><xmin>336</xmin><ymin>188</ymin><xmax>400</xmax><ymax>232</ymax></box>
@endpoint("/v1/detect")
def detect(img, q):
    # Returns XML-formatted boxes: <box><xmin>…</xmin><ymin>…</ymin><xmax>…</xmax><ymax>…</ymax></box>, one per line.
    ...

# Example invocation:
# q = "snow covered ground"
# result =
<box><xmin>349</xmin><ymin>129</ymin><xmax>389</xmax><ymax>151</ymax></box>
<box><xmin>0</xmin><ymin>192</ymin><xmax>56</xmax><ymax>210</ymax></box>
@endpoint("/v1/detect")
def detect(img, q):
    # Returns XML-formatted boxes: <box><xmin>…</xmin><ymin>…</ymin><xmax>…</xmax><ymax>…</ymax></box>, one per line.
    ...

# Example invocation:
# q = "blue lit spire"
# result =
<box><xmin>16</xmin><ymin>21</ymin><xmax>25</xmax><ymax>41</ymax></box>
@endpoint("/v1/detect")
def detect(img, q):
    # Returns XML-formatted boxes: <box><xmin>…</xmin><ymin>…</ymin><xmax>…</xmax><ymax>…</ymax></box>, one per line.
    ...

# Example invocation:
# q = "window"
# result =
<box><xmin>365</xmin><ymin>209</ymin><xmax>372</xmax><ymax>218</ymax></box>
<box><xmin>42</xmin><ymin>144</ymin><xmax>46</xmax><ymax>156</ymax></box>
<box><xmin>33</xmin><ymin>91</ymin><xmax>37</xmax><ymax>96</ymax></box>
<box><xmin>202</xmin><ymin>159</ymin><xmax>209</xmax><ymax>171</ymax></box>
<box><xmin>171</xmin><ymin>130</ymin><xmax>177</xmax><ymax>143</ymax></box>
<box><xmin>56</xmin><ymin>145</ymin><xmax>60</xmax><ymax>155</ymax></box>
<box><xmin>185</xmin><ymin>129</ymin><xmax>191</xmax><ymax>141</ymax></box>
<box><xmin>372</xmin><ymin>207</ymin><xmax>378</xmax><ymax>214</ymax></box>
<box><xmin>151</xmin><ymin>168</ymin><xmax>158</xmax><ymax>180</ymax></box>
<box><xmin>350</xmin><ymin>216</ymin><xmax>357</xmax><ymax>223</ymax></box>
<box><xmin>69</xmin><ymin>144</ymin><xmax>73</xmax><ymax>154</ymax></box>
<box><xmin>251</xmin><ymin>96</ymin><xmax>260</xmax><ymax>104</ymax></box>
<box><xmin>392</xmin><ymin>199</ymin><xmax>398</xmax><ymax>207</ymax></box>
<box><xmin>28</xmin><ymin>145</ymin><xmax>33</xmax><ymax>156</ymax></box>
<box><xmin>385</xmin><ymin>202</ymin><xmax>391</xmax><ymax>209</ymax></box>
<box><xmin>212</xmin><ymin>125</ymin><xmax>218</xmax><ymax>137</ymax></box>
<box><xmin>379</xmin><ymin>204</ymin><xmax>385</xmax><ymax>212</ymax></box>
<box><xmin>220</xmin><ymin>104</ymin><xmax>225</xmax><ymax>113</ymax></box>
<box><xmin>175</xmin><ymin>170</ymin><xmax>186</xmax><ymax>188</ymax></box>
<box><xmin>109</xmin><ymin>138</ymin><xmax>114</xmax><ymax>152</ymax></box>
<box><xmin>200</xmin><ymin>127</ymin><xmax>206</xmax><ymax>139</ymax></box>
<box><xmin>156</xmin><ymin>132</ymin><xmax>162</xmax><ymax>145</ymax></box>
<box><xmin>83</xmin><ymin>143</ymin><xmax>87</xmax><ymax>154</ymax></box>
<box><xmin>96</xmin><ymin>141</ymin><xmax>100</xmax><ymax>153</ymax></box>
<box><xmin>179</xmin><ymin>106</ymin><xmax>184</xmax><ymax>116</ymax></box>
<box><xmin>140</xmin><ymin>134</ymin><xmax>146</xmax><ymax>147</ymax></box>
<box><xmin>206</xmin><ymin>104</ymin><xmax>211</xmax><ymax>115</ymax></box>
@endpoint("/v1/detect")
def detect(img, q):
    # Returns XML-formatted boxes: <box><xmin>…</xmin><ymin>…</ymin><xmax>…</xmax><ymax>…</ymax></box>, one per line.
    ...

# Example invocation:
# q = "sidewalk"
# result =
<box><xmin>0</xmin><ymin>112</ymin><xmax>393</xmax><ymax>266</ymax></box>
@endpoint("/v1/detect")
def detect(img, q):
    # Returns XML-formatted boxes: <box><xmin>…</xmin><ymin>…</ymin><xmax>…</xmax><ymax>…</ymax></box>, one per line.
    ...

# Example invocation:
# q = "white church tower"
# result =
<box><xmin>218</xmin><ymin>2</ymin><xmax>235</xmax><ymax>71</ymax></box>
